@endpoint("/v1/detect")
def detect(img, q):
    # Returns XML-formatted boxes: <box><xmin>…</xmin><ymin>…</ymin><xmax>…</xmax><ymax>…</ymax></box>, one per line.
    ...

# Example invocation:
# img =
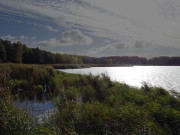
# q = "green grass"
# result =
<box><xmin>0</xmin><ymin>63</ymin><xmax>56</xmax><ymax>98</ymax></box>
<box><xmin>0</xmin><ymin>88</ymin><xmax>62</xmax><ymax>135</ymax></box>
<box><xmin>0</xmin><ymin>88</ymin><xmax>34</xmax><ymax>135</ymax></box>
<box><xmin>49</xmin><ymin>72</ymin><xmax>180</xmax><ymax>135</ymax></box>
<box><xmin>0</xmin><ymin>64</ymin><xmax>180</xmax><ymax>134</ymax></box>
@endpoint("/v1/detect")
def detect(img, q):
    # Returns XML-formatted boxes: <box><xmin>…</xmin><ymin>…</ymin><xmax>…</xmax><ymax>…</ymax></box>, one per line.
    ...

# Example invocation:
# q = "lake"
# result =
<box><xmin>59</xmin><ymin>66</ymin><xmax>180</xmax><ymax>92</ymax></box>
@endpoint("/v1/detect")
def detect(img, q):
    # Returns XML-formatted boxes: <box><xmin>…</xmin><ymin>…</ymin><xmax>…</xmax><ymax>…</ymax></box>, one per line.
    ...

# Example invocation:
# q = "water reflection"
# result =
<box><xmin>14</xmin><ymin>100</ymin><xmax>54</xmax><ymax>116</ymax></box>
<box><xmin>14</xmin><ymin>85</ymin><xmax>55</xmax><ymax>120</ymax></box>
<box><xmin>59</xmin><ymin>66</ymin><xmax>180</xmax><ymax>92</ymax></box>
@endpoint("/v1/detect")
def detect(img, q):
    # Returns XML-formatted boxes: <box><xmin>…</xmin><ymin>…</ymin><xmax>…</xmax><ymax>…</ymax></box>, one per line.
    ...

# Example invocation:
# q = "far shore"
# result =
<box><xmin>48</xmin><ymin>64</ymin><xmax>133</xmax><ymax>69</ymax></box>
<box><xmin>46</xmin><ymin>64</ymin><xmax>180</xmax><ymax>69</ymax></box>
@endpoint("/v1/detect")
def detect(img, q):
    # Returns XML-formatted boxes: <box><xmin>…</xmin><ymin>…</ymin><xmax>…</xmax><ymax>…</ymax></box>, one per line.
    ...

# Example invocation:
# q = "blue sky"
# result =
<box><xmin>1</xmin><ymin>0</ymin><xmax>180</xmax><ymax>57</ymax></box>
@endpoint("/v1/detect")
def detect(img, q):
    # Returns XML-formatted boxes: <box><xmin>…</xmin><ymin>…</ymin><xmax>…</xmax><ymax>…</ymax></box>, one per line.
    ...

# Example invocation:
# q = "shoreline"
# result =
<box><xmin>50</xmin><ymin>64</ymin><xmax>180</xmax><ymax>69</ymax></box>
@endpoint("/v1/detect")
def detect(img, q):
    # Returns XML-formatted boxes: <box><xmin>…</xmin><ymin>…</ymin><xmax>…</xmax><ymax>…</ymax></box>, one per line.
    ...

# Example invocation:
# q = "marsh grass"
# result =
<box><xmin>51</xmin><ymin>72</ymin><xmax>180</xmax><ymax>135</ymax></box>
<box><xmin>0</xmin><ymin>64</ymin><xmax>180</xmax><ymax>134</ymax></box>
<box><xmin>0</xmin><ymin>87</ymin><xmax>61</xmax><ymax>135</ymax></box>
<box><xmin>0</xmin><ymin>63</ymin><xmax>56</xmax><ymax>98</ymax></box>
<box><xmin>0</xmin><ymin>88</ymin><xmax>34</xmax><ymax>135</ymax></box>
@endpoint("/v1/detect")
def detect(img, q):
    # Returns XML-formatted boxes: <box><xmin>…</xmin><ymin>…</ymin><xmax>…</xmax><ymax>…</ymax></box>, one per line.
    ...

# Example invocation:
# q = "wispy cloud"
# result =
<box><xmin>2</xmin><ymin>34</ymin><xmax>16</xmax><ymax>41</ymax></box>
<box><xmin>20</xmin><ymin>35</ymin><xmax>29</xmax><ymax>40</ymax></box>
<box><xmin>93</xmin><ymin>42</ymin><xmax>127</xmax><ymax>52</ymax></box>
<box><xmin>28</xmin><ymin>23</ymin><xmax>59</xmax><ymax>33</ymax></box>
<box><xmin>33</xmin><ymin>29</ymin><xmax>93</xmax><ymax>47</ymax></box>
<box><xmin>104</xmin><ymin>39</ymin><xmax>111</xmax><ymax>43</ymax></box>
<box><xmin>31</xmin><ymin>36</ymin><xmax>36</xmax><ymax>40</ymax></box>
<box><xmin>87</xmin><ymin>40</ymin><xmax>180</xmax><ymax>57</ymax></box>
<box><xmin>1</xmin><ymin>0</ymin><xmax>180</xmax><ymax>49</ymax></box>
<box><xmin>44</xmin><ymin>25</ymin><xmax>59</xmax><ymax>33</ymax></box>
<box><xmin>1</xmin><ymin>34</ymin><xmax>37</xmax><ymax>44</ymax></box>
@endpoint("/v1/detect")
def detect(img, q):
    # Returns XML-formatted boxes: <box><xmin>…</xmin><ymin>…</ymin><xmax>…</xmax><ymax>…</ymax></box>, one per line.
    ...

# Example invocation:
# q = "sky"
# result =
<box><xmin>1</xmin><ymin>0</ymin><xmax>180</xmax><ymax>57</ymax></box>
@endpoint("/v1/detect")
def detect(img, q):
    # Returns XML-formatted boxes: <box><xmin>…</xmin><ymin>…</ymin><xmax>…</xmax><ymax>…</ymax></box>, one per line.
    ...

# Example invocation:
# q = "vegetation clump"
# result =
<box><xmin>0</xmin><ymin>63</ymin><xmax>56</xmax><ymax>97</ymax></box>
<box><xmin>50</xmin><ymin>72</ymin><xmax>180</xmax><ymax>135</ymax></box>
<box><xmin>0</xmin><ymin>64</ymin><xmax>180</xmax><ymax>134</ymax></box>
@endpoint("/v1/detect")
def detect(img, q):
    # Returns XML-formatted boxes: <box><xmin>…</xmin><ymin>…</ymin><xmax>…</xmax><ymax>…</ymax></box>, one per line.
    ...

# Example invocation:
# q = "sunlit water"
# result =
<box><xmin>59</xmin><ymin>66</ymin><xmax>180</xmax><ymax>92</ymax></box>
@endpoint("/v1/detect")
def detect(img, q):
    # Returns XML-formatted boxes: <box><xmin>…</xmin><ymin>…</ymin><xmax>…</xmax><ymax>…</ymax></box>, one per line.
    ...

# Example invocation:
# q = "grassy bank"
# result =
<box><xmin>0</xmin><ymin>64</ymin><xmax>180</xmax><ymax>134</ymax></box>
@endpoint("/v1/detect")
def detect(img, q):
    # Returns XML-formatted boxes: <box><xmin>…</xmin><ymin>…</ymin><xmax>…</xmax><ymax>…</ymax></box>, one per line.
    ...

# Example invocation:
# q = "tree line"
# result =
<box><xmin>1</xmin><ymin>38</ymin><xmax>180</xmax><ymax>65</ymax></box>
<box><xmin>0</xmin><ymin>39</ymin><xmax>83</xmax><ymax>64</ymax></box>
<box><xmin>99</xmin><ymin>56</ymin><xmax>180</xmax><ymax>65</ymax></box>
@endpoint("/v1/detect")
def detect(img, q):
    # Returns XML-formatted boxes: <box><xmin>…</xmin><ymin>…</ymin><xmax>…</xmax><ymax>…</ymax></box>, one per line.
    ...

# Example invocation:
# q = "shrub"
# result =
<box><xmin>13</xmin><ymin>79</ymin><xmax>31</xmax><ymax>91</ymax></box>
<box><xmin>33</xmin><ymin>84</ymin><xmax>44</xmax><ymax>92</ymax></box>
<box><xmin>0</xmin><ymin>96</ymin><xmax>34</xmax><ymax>135</ymax></box>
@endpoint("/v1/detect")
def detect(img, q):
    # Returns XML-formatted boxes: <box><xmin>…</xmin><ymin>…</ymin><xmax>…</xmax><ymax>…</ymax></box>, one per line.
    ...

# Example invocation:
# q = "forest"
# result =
<box><xmin>1</xmin><ymin>38</ymin><xmax>180</xmax><ymax>66</ymax></box>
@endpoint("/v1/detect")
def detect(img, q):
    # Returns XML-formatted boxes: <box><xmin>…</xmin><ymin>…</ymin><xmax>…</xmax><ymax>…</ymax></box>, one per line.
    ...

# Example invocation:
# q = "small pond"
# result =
<box><xmin>14</xmin><ymin>85</ymin><xmax>56</xmax><ymax>121</ymax></box>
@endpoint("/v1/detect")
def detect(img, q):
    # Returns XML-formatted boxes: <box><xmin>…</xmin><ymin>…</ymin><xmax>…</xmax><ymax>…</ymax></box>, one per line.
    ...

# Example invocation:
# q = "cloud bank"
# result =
<box><xmin>33</xmin><ymin>30</ymin><xmax>93</xmax><ymax>47</ymax></box>
<box><xmin>44</xmin><ymin>25</ymin><xmax>59</xmax><ymax>33</ymax></box>
<box><xmin>1</xmin><ymin>34</ymin><xmax>37</xmax><ymax>44</ymax></box>
<box><xmin>88</xmin><ymin>40</ymin><xmax>180</xmax><ymax>58</ymax></box>
<box><xmin>1</xmin><ymin>0</ymin><xmax>180</xmax><ymax>49</ymax></box>
<box><xmin>2</xmin><ymin>34</ymin><xmax>16</xmax><ymax>40</ymax></box>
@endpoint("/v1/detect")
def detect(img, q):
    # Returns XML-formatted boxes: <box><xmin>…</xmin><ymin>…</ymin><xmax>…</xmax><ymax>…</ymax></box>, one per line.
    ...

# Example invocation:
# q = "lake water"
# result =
<box><xmin>59</xmin><ymin>66</ymin><xmax>180</xmax><ymax>92</ymax></box>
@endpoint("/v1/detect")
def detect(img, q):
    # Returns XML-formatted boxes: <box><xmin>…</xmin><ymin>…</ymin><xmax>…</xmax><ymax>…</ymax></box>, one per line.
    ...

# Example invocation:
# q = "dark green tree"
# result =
<box><xmin>0</xmin><ymin>39</ymin><xmax>6</xmax><ymax>62</ymax></box>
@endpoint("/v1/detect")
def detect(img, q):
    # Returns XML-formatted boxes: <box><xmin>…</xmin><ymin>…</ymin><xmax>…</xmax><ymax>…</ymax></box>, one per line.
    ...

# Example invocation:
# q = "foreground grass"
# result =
<box><xmin>50</xmin><ymin>72</ymin><xmax>180</xmax><ymax>135</ymax></box>
<box><xmin>0</xmin><ymin>64</ymin><xmax>180</xmax><ymax>134</ymax></box>
<box><xmin>0</xmin><ymin>88</ymin><xmax>62</xmax><ymax>135</ymax></box>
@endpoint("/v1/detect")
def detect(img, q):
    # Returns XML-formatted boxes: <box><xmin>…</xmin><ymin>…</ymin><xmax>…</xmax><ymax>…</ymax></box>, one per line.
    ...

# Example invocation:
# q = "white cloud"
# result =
<box><xmin>33</xmin><ymin>38</ymin><xmax>59</xmax><ymax>47</ymax></box>
<box><xmin>20</xmin><ymin>36</ymin><xmax>25</xmax><ymax>39</ymax></box>
<box><xmin>29</xmin><ymin>23</ymin><xmax>59</xmax><ymax>33</ymax></box>
<box><xmin>60</xmin><ymin>30</ymin><xmax>93</xmax><ymax>45</ymax></box>
<box><xmin>87</xmin><ymin>41</ymin><xmax>180</xmax><ymax>57</ymax></box>
<box><xmin>31</xmin><ymin>36</ymin><xmax>36</xmax><ymax>40</ymax></box>
<box><xmin>1</xmin><ymin>0</ymin><xmax>180</xmax><ymax>49</ymax></box>
<box><xmin>2</xmin><ymin>34</ymin><xmax>16</xmax><ymax>40</ymax></box>
<box><xmin>92</xmin><ymin>42</ymin><xmax>127</xmax><ymax>53</ymax></box>
<box><xmin>20</xmin><ymin>35</ymin><xmax>29</xmax><ymax>40</ymax></box>
<box><xmin>44</xmin><ymin>25</ymin><xmax>59</xmax><ymax>32</ymax></box>
<box><xmin>104</xmin><ymin>39</ymin><xmax>111</xmax><ymax>43</ymax></box>
<box><xmin>33</xmin><ymin>30</ymin><xmax>93</xmax><ymax>47</ymax></box>
<box><xmin>1</xmin><ymin>34</ymin><xmax>37</xmax><ymax>44</ymax></box>
<box><xmin>108</xmin><ymin>42</ymin><xmax>126</xmax><ymax>50</ymax></box>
